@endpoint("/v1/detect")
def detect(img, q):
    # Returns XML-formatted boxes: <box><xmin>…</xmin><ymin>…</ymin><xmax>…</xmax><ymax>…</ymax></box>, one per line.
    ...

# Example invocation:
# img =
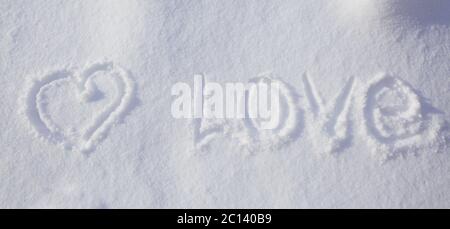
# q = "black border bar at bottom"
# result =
<box><xmin>0</xmin><ymin>209</ymin><xmax>448</xmax><ymax>226</ymax></box>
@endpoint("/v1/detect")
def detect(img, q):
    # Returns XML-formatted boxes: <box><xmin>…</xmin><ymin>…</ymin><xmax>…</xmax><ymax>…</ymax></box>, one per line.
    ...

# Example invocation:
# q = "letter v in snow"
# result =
<box><xmin>302</xmin><ymin>73</ymin><xmax>356</xmax><ymax>153</ymax></box>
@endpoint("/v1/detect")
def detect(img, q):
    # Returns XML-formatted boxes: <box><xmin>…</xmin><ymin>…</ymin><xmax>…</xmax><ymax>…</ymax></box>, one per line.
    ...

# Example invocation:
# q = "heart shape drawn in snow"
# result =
<box><xmin>22</xmin><ymin>61</ymin><xmax>137</xmax><ymax>153</ymax></box>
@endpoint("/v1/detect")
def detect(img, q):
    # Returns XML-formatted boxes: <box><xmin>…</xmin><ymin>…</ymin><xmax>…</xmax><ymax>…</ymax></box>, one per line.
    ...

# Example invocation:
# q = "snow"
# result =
<box><xmin>0</xmin><ymin>0</ymin><xmax>449</xmax><ymax>208</ymax></box>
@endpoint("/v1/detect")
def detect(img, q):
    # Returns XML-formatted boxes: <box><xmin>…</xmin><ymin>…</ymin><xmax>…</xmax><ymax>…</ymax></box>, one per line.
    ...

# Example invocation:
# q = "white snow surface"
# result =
<box><xmin>1</xmin><ymin>0</ymin><xmax>449</xmax><ymax>208</ymax></box>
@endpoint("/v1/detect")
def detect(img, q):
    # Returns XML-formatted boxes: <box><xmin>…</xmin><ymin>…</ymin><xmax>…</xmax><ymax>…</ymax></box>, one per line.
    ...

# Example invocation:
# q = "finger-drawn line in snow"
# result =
<box><xmin>302</xmin><ymin>73</ymin><xmax>356</xmax><ymax>153</ymax></box>
<box><xmin>190</xmin><ymin>75</ymin><xmax>227</xmax><ymax>150</ymax></box>
<box><xmin>22</xmin><ymin>61</ymin><xmax>137</xmax><ymax>153</ymax></box>
<box><xmin>191</xmin><ymin>75</ymin><xmax>302</xmax><ymax>151</ymax></box>
<box><xmin>242</xmin><ymin>76</ymin><xmax>303</xmax><ymax>150</ymax></box>
<box><xmin>187</xmin><ymin>72</ymin><xmax>448</xmax><ymax>160</ymax></box>
<box><xmin>360</xmin><ymin>73</ymin><xmax>445</xmax><ymax>160</ymax></box>
<box><xmin>192</xmin><ymin>118</ymin><xmax>225</xmax><ymax>150</ymax></box>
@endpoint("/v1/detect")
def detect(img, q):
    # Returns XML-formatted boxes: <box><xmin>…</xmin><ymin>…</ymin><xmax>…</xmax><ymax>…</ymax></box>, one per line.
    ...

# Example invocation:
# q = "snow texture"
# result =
<box><xmin>0</xmin><ymin>0</ymin><xmax>449</xmax><ymax>208</ymax></box>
